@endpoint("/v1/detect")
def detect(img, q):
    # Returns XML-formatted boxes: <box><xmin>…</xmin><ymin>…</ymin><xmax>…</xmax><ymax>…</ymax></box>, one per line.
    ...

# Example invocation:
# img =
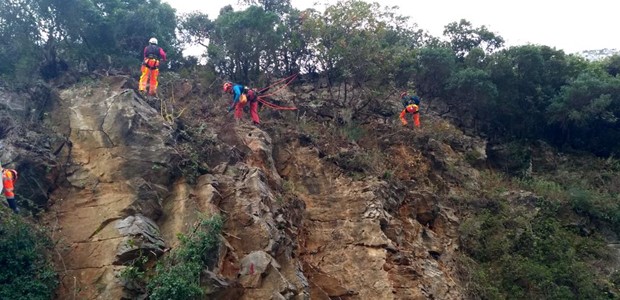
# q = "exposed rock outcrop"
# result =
<box><xmin>0</xmin><ymin>84</ymin><xmax>63</xmax><ymax>207</ymax></box>
<box><xmin>44</xmin><ymin>77</ymin><xmax>178</xmax><ymax>299</ymax></box>
<box><xmin>8</xmin><ymin>76</ymin><xmax>472</xmax><ymax>299</ymax></box>
<box><xmin>212</xmin><ymin>125</ymin><xmax>309</xmax><ymax>299</ymax></box>
<box><xmin>274</xmin><ymin>131</ymin><xmax>464</xmax><ymax>299</ymax></box>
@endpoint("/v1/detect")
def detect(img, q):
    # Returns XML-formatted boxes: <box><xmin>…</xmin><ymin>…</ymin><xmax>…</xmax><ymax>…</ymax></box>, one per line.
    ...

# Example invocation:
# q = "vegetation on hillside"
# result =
<box><xmin>147</xmin><ymin>215</ymin><xmax>223</xmax><ymax>300</ymax></box>
<box><xmin>0</xmin><ymin>209</ymin><xmax>57</xmax><ymax>300</ymax></box>
<box><xmin>117</xmin><ymin>215</ymin><xmax>223</xmax><ymax>299</ymax></box>
<box><xmin>459</xmin><ymin>167</ymin><xmax>620</xmax><ymax>299</ymax></box>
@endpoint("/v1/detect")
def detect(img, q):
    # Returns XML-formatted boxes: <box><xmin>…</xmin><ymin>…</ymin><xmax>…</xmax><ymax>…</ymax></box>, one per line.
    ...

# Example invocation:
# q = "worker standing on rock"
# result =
<box><xmin>1</xmin><ymin>163</ymin><xmax>19</xmax><ymax>214</ymax></box>
<box><xmin>139</xmin><ymin>37</ymin><xmax>167</xmax><ymax>96</ymax></box>
<box><xmin>223</xmin><ymin>82</ymin><xmax>261</xmax><ymax>126</ymax></box>
<box><xmin>399</xmin><ymin>91</ymin><xmax>420</xmax><ymax>127</ymax></box>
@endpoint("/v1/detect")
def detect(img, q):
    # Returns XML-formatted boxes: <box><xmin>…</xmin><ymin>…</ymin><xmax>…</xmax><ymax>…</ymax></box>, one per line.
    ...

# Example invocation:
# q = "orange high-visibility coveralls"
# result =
<box><xmin>234</xmin><ymin>90</ymin><xmax>260</xmax><ymax>125</ymax></box>
<box><xmin>400</xmin><ymin>104</ymin><xmax>420</xmax><ymax>127</ymax></box>
<box><xmin>2</xmin><ymin>168</ymin><xmax>18</xmax><ymax>213</ymax></box>
<box><xmin>139</xmin><ymin>44</ymin><xmax>167</xmax><ymax>95</ymax></box>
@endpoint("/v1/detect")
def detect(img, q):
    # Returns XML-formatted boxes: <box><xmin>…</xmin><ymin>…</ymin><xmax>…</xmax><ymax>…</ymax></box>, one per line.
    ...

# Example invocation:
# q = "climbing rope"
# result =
<box><xmin>255</xmin><ymin>73</ymin><xmax>299</xmax><ymax>111</ymax></box>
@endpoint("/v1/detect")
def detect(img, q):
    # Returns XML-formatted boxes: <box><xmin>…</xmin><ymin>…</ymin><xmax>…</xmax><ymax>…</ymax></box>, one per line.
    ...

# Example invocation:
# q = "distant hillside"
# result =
<box><xmin>578</xmin><ymin>48</ymin><xmax>620</xmax><ymax>61</ymax></box>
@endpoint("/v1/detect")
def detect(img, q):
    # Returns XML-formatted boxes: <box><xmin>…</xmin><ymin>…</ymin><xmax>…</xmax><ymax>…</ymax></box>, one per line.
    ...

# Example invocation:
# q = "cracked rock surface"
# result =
<box><xmin>34</xmin><ymin>76</ymin><xmax>469</xmax><ymax>299</ymax></box>
<box><xmin>44</xmin><ymin>77</ymin><xmax>178</xmax><ymax>299</ymax></box>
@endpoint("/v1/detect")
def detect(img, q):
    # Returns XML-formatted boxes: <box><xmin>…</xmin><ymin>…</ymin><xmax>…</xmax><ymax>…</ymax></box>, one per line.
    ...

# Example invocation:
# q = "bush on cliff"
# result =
<box><xmin>0</xmin><ymin>209</ymin><xmax>58</xmax><ymax>300</ymax></box>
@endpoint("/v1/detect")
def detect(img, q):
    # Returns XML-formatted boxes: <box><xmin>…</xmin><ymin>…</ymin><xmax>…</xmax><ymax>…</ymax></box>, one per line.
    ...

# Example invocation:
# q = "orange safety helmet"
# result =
<box><xmin>400</xmin><ymin>91</ymin><xmax>408</xmax><ymax>98</ymax></box>
<box><xmin>223</xmin><ymin>82</ymin><xmax>233</xmax><ymax>92</ymax></box>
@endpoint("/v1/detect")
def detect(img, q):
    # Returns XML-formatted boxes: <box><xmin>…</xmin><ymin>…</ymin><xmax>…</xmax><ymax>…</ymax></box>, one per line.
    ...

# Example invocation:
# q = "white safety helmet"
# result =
<box><xmin>149</xmin><ymin>37</ymin><xmax>158</xmax><ymax>45</ymax></box>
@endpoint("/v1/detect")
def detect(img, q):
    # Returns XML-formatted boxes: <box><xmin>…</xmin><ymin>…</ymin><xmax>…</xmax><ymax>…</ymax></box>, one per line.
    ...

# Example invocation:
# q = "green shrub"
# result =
<box><xmin>329</xmin><ymin>121</ymin><xmax>365</xmax><ymax>143</ymax></box>
<box><xmin>118</xmin><ymin>250</ymin><xmax>148</xmax><ymax>287</ymax></box>
<box><xmin>148</xmin><ymin>262</ymin><xmax>203</xmax><ymax>300</ymax></box>
<box><xmin>570</xmin><ymin>187</ymin><xmax>620</xmax><ymax>231</ymax></box>
<box><xmin>460</xmin><ymin>197</ymin><xmax>614</xmax><ymax>299</ymax></box>
<box><xmin>381</xmin><ymin>170</ymin><xmax>393</xmax><ymax>180</ymax></box>
<box><xmin>520</xmin><ymin>178</ymin><xmax>567</xmax><ymax>202</ymax></box>
<box><xmin>0</xmin><ymin>210</ymin><xmax>58</xmax><ymax>300</ymax></box>
<box><xmin>148</xmin><ymin>215</ymin><xmax>223</xmax><ymax>300</ymax></box>
<box><xmin>516</xmin><ymin>173</ymin><xmax>620</xmax><ymax>234</ymax></box>
<box><xmin>340</xmin><ymin>122</ymin><xmax>365</xmax><ymax>142</ymax></box>
<box><xmin>488</xmin><ymin>141</ymin><xmax>532</xmax><ymax>177</ymax></box>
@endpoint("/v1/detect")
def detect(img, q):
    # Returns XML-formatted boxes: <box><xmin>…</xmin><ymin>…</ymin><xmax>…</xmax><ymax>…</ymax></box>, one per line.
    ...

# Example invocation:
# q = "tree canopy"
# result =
<box><xmin>2</xmin><ymin>0</ymin><xmax>620</xmax><ymax>154</ymax></box>
<box><xmin>0</xmin><ymin>0</ymin><xmax>179</xmax><ymax>85</ymax></box>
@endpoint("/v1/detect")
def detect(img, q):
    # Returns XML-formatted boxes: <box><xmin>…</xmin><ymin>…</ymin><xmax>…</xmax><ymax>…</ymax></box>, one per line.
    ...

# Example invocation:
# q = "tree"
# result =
<box><xmin>547</xmin><ymin>72</ymin><xmax>620</xmax><ymax>154</ymax></box>
<box><xmin>443</xmin><ymin>19</ymin><xmax>504</xmax><ymax>59</ymax></box>
<box><xmin>412</xmin><ymin>46</ymin><xmax>457</xmax><ymax>101</ymax></box>
<box><xmin>485</xmin><ymin>45</ymin><xmax>581</xmax><ymax>139</ymax></box>
<box><xmin>0</xmin><ymin>0</ymin><xmax>46</xmax><ymax>85</ymax></box>
<box><xmin>0</xmin><ymin>0</ymin><xmax>180</xmax><ymax>85</ymax></box>
<box><xmin>446</xmin><ymin>67</ymin><xmax>498</xmax><ymax>132</ymax></box>
<box><xmin>209</xmin><ymin>6</ymin><xmax>280</xmax><ymax>82</ymax></box>
<box><xmin>100</xmin><ymin>0</ymin><xmax>179</xmax><ymax>68</ymax></box>
<box><xmin>240</xmin><ymin>0</ymin><xmax>291</xmax><ymax>15</ymax></box>
<box><xmin>602</xmin><ymin>54</ymin><xmax>620</xmax><ymax>77</ymax></box>
<box><xmin>302</xmin><ymin>0</ymin><xmax>423</xmax><ymax>110</ymax></box>
<box><xmin>178</xmin><ymin>12</ymin><xmax>214</xmax><ymax>50</ymax></box>
<box><xmin>275</xmin><ymin>8</ymin><xmax>309</xmax><ymax>75</ymax></box>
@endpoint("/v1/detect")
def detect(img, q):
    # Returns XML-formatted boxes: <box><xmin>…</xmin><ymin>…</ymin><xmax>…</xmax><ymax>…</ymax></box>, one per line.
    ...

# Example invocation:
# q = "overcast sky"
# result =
<box><xmin>163</xmin><ymin>0</ymin><xmax>619</xmax><ymax>55</ymax></box>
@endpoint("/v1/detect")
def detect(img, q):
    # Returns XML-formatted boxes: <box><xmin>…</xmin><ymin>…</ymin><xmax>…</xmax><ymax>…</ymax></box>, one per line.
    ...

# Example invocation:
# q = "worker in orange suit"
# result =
<box><xmin>223</xmin><ymin>82</ymin><xmax>261</xmax><ymax>126</ymax></box>
<box><xmin>400</xmin><ymin>103</ymin><xmax>420</xmax><ymax>127</ymax></box>
<box><xmin>139</xmin><ymin>37</ymin><xmax>167</xmax><ymax>96</ymax></box>
<box><xmin>1</xmin><ymin>163</ymin><xmax>19</xmax><ymax>213</ymax></box>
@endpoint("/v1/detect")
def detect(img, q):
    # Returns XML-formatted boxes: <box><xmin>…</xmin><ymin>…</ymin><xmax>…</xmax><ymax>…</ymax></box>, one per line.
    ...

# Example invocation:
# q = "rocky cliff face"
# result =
<box><xmin>273</xmin><ymin>130</ymin><xmax>464</xmax><ymax>299</ymax></box>
<box><xmin>42</xmin><ymin>76</ymin><xmax>178</xmax><ymax>298</ymax></box>
<box><xmin>2</xmin><ymin>76</ymin><xmax>490</xmax><ymax>299</ymax></box>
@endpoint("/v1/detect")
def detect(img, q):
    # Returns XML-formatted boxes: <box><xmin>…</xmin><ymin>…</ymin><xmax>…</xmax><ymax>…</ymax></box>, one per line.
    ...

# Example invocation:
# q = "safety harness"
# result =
<box><xmin>143</xmin><ymin>45</ymin><xmax>161</xmax><ymax>70</ymax></box>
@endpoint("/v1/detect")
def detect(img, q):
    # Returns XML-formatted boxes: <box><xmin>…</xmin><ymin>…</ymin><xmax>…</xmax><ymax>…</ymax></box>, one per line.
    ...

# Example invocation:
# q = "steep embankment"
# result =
<box><xmin>272</xmin><ymin>126</ymin><xmax>465</xmax><ymax>299</ymax></box>
<box><xmin>34</xmin><ymin>75</ymin><xmax>491</xmax><ymax>299</ymax></box>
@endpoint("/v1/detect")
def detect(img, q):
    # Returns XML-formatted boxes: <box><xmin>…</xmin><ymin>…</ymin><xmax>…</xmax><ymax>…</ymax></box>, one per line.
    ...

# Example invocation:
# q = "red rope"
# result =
<box><xmin>259</xmin><ymin>73</ymin><xmax>298</xmax><ymax>99</ymax></box>
<box><xmin>253</xmin><ymin>73</ymin><xmax>299</xmax><ymax>111</ymax></box>
<box><xmin>260</xmin><ymin>73</ymin><xmax>298</xmax><ymax>93</ymax></box>
<box><xmin>257</xmin><ymin>96</ymin><xmax>297</xmax><ymax>110</ymax></box>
